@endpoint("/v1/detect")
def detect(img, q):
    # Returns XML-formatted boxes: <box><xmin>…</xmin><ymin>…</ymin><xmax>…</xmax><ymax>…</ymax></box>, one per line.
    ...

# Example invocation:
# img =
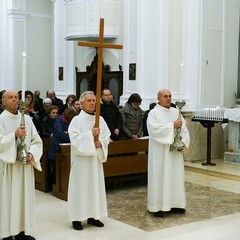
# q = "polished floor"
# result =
<box><xmin>32</xmin><ymin>159</ymin><xmax>240</xmax><ymax>240</ymax></box>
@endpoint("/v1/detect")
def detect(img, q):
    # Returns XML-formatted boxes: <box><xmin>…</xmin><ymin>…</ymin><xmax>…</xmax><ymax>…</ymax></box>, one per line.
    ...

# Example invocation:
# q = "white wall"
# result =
<box><xmin>121</xmin><ymin>0</ymin><xmax>240</xmax><ymax>110</ymax></box>
<box><xmin>0</xmin><ymin>0</ymin><xmax>53</xmax><ymax>97</ymax></box>
<box><xmin>27</xmin><ymin>0</ymin><xmax>53</xmax><ymax>97</ymax></box>
<box><xmin>26</xmin><ymin>0</ymin><xmax>53</xmax><ymax>96</ymax></box>
<box><xmin>0</xmin><ymin>1</ymin><xmax>4</xmax><ymax>89</ymax></box>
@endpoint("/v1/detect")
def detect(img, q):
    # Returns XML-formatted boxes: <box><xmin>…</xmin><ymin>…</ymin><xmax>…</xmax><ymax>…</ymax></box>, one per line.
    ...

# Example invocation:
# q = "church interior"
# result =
<box><xmin>1</xmin><ymin>0</ymin><xmax>240</xmax><ymax>239</ymax></box>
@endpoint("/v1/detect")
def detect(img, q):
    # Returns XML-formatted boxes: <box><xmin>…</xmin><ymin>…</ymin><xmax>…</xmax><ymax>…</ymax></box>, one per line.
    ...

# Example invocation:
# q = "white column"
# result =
<box><xmin>121</xmin><ymin>0</ymin><xmax>202</xmax><ymax>111</ymax></box>
<box><xmin>138</xmin><ymin>0</ymin><xmax>170</xmax><ymax>109</ymax></box>
<box><xmin>52</xmin><ymin>0</ymin><xmax>76</xmax><ymax>101</ymax></box>
<box><xmin>182</xmin><ymin>0</ymin><xmax>202</xmax><ymax>111</ymax></box>
<box><xmin>0</xmin><ymin>0</ymin><xmax>7</xmax><ymax>89</ymax></box>
<box><xmin>121</xmin><ymin>0</ymin><xmax>170</xmax><ymax>110</ymax></box>
<box><xmin>0</xmin><ymin>0</ymin><xmax>27</xmax><ymax>91</ymax></box>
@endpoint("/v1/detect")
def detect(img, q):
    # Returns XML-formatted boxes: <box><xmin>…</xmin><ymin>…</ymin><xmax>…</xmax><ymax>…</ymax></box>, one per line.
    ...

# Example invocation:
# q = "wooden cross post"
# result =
<box><xmin>78</xmin><ymin>18</ymin><xmax>123</xmax><ymax>141</ymax></box>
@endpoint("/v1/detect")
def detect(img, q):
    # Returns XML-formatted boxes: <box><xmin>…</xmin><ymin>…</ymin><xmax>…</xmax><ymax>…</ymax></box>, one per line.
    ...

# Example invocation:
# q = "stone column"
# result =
<box><xmin>52</xmin><ymin>0</ymin><xmax>76</xmax><ymax>100</ymax></box>
<box><xmin>0</xmin><ymin>0</ymin><xmax>28</xmax><ymax>90</ymax></box>
<box><xmin>121</xmin><ymin>0</ymin><xmax>202</xmax><ymax>111</ymax></box>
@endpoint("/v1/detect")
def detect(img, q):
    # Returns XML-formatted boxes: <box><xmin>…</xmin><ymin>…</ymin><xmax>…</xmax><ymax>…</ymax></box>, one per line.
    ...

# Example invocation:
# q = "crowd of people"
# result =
<box><xmin>0</xmin><ymin>88</ymin><xmax>153</xmax><ymax>141</ymax></box>
<box><xmin>0</xmin><ymin>88</ymin><xmax>190</xmax><ymax>239</ymax></box>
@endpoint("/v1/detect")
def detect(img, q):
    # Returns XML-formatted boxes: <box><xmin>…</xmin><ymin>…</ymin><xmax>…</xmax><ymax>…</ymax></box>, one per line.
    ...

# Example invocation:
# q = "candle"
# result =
<box><xmin>179</xmin><ymin>63</ymin><xmax>184</xmax><ymax>101</ymax></box>
<box><xmin>22</xmin><ymin>52</ymin><xmax>26</xmax><ymax>101</ymax></box>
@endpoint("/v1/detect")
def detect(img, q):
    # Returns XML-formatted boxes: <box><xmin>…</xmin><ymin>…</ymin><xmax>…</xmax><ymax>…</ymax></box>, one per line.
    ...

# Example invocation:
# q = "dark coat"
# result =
<box><xmin>120</xmin><ymin>102</ymin><xmax>143</xmax><ymax>139</ymax></box>
<box><xmin>48</xmin><ymin>114</ymin><xmax>70</xmax><ymax>161</ymax></box>
<box><xmin>143</xmin><ymin>109</ymin><xmax>150</xmax><ymax>136</ymax></box>
<box><xmin>34</xmin><ymin>97</ymin><xmax>43</xmax><ymax>111</ymax></box>
<box><xmin>39</xmin><ymin>116</ymin><xmax>56</xmax><ymax>138</ymax></box>
<box><xmin>51</xmin><ymin>97</ymin><xmax>63</xmax><ymax>111</ymax></box>
<box><xmin>100</xmin><ymin>100</ymin><xmax>123</xmax><ymax>140</ymax></box>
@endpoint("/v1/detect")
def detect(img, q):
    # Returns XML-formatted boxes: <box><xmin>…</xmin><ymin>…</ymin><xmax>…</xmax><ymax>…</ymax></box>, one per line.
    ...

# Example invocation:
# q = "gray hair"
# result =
<box><xmin>43</xmin><ymin>97</ymin><xmax>52</xmax><ymax>105</ymax></box>
<box><xmin>79</xmin><ymin>91</ymin><xmax>95</xmax><ymax>103</ymax></box>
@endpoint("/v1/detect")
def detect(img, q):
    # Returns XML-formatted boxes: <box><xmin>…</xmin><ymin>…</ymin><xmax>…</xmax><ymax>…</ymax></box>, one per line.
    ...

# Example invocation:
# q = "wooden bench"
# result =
<box><xmin>52</xmin><ymin>138</ymin><xmax>149</xmax><ymax>201</ymax></box>
<box><xmin>34</xmin><ymin>138</ymin><xmax>51</xmax><ymax>192</ymax></box>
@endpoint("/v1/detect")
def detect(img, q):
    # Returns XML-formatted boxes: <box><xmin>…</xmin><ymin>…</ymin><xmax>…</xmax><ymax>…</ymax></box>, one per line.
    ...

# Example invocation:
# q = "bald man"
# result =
<box><xmin>0</xmin><ymin>91</ymin><xmax>42</xmax><ymax>240</ymax></box>
<box><xmin>147</xmin><ymin>89</ymin><xmax>190</xmax><ymax>218</ymax></box>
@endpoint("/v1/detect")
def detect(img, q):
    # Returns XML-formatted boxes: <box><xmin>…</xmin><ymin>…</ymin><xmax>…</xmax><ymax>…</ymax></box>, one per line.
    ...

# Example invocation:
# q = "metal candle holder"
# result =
<box><xmin>170</xmin><ymin>101</ymin><xmax>186</xmax><ymax>153</ymax></box>
<box><xmin>17</xmin><ymin>100</ymin><xmax>28</xmax><ymax>164</ymax></box>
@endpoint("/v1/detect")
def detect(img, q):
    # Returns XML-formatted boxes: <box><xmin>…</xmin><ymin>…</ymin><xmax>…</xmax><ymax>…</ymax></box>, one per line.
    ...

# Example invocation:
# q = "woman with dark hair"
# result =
<box><xmin>20</xmin><ymin>90</ymin><xmax>39</xmax><ymax>129</ymax></box>
<box><xmin>39</xmin><ymin>105</ymin><xmax>59</xmax><ymax>138</ymax></box>
<box><xmin>71</xmin><ymin>98</ymin><xmax>81</xmax><ymax>114</ymax></box>
<box><xmin>120</xmin><ymin>93</ymin><xmax>143</xmax><ymax>139</ymax></box>
<box><xmin>59</xmin><ymin>94</ymin><xmax>76</xmax><ymax>114</ymax></box>
<box><xmin>25</xmin><ymin>90</ymin><xmax>35</xmax><ymax>112</ymax></box>
<box><xmin>47</xmin><ymin>107</ymin><xmax>77</xmax><ymax>189</ymax></box>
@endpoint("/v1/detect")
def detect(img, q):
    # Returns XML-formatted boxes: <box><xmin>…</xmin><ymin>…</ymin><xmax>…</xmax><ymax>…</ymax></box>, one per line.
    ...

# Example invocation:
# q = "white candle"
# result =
<box><xmin>179</xmin><ymin>63</ymin><xmax>184</xmax><ymax>101</ymax></box>
<box><xmin>22</xmin><ymin>52</ymin><xmax>26</xmax><ymax>101</ymax></box>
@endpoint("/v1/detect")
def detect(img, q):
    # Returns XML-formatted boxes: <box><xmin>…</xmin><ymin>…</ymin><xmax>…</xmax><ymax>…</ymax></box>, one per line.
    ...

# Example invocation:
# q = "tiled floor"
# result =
<box><xmin>31</xmin><ymin>159</ymin><xmax>240</xmax><ymax>240</ymax></box>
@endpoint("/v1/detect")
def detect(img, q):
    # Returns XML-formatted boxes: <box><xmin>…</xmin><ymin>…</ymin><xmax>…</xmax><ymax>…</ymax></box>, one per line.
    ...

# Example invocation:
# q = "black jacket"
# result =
<box><xmin>100</xmin><ymin>100</ymin><xmax>123</xmax><ymax>140</ymax></box>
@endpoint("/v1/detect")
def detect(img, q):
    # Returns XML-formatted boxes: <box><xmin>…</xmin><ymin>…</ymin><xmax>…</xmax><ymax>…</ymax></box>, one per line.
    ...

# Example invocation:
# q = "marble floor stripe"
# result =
<box><xmin>107</xmin><ymin>180</ymin><xmax>240</xmax><ymax>232</ymax></box>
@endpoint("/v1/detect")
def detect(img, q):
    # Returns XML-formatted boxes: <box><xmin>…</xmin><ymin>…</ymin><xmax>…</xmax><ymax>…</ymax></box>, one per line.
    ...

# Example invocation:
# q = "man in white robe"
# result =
<box><xmin>0</xmin><ymin>91</ymin><xmax>42</xmax><ymax>240</ymax></box>
<box><xmin>147</xmin><ymin>89</ymin><xmax>190</xmax><ymax>217</ymax></box>
<box><xmin>68</xmin><ymin>91</ymin><xmax>110</xmax><ymax>230</ymax></box>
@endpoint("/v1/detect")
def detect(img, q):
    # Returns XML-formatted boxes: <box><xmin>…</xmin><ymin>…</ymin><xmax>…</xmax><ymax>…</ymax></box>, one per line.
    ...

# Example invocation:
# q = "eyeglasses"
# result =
<box><xmin>133</xmin><ymin>102</ymin><xmax>141</xmax><ymax>106</ymax></box>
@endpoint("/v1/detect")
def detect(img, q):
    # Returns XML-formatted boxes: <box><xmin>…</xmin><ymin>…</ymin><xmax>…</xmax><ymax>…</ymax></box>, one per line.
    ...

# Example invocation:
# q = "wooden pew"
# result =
<box><xmin>52</xmin><ymin>138</ymin><xmax>149</xmax><ymax>201</ymax></box>
<box><xmin>52</xmin><ymin>143</ymin><xmax>71</xmax><ymax>201</ymax></box>
<box><xmin>34</xmin><ymin>138</ymin><xmax>51</xmax><ymax>192</ymax></box>
<box><xmin>104</xmin><ymin>138</ymin><xmax>148</xmax><ymax>177</ymax></box>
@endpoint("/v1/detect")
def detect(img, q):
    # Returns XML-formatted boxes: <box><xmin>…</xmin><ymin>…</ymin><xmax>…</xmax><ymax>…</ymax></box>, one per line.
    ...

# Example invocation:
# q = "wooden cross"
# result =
<box><xmin>78</xmin><ymin>18</ymin><xmax>123</xmax><ymax>140</ymax></box>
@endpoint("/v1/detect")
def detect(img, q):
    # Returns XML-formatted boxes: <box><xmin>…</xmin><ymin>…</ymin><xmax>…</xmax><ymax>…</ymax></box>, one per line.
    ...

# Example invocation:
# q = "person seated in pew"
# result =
<box><xmin>35</xmin><ymin>97</ymin><xmax>52</xmax><ymax>131</ymax></box>
<box><xmin>19</xmin><ymin>90</ymin><xmax>39</xmax><ymax>129</ymax></box>
<box><xmin>47</xmin><ymin>107</ymin><xmax>77</xmax><ymax>189</ymax></box>
<box><xmin>143</xmin><ymin>102</ymin><xmax>157</xmax><ymax>137</ymax></box>
<box><xmin>39</xmin><ymin>105</ymin><xmax>59</xmax><ymax>138</ymax></box>
<box><xmin>33</xmin><ymin>90</ymin><xmax>43</xmax><ymax>112</ymax></box>
<box><xmin>47</xmin><ymin>89</ymin><xmax>64</xmax><ymax>112</ymax></box>
<box><xmin>120</xmin><ymin>93</ymin><xmax>143</xmax><ymax>139</ymax></box>
<box><xmin>71</xmin><ymin>98</ymin><xmax>81</xmax><ymax>114</ymax></box>
<box><xmin>59</xmin><ymin>94</ymin><xmax>76</xmax><ymax>115</ymax></box>
<box><xmin>100</xmin><ymin>89</ymin><xmax>123</xmax><ymax>141</ymax></box>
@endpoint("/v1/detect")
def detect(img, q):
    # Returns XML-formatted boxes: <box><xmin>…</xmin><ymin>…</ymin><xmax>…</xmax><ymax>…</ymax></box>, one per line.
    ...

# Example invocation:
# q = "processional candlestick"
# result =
<box><xmin>17</xmin><ymin>100</ymin><xmax>28</xmax><ymax>164</ymax></box>
<box><xmin>170</xmin><ymin>101</ymin><xmax>186</xmax><ymax>153</ymax></box>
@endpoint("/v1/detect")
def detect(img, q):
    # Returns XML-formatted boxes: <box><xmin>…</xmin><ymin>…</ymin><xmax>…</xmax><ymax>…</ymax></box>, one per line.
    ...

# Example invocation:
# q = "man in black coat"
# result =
<box><xmin>100</xmin><ymin>89</ymin><xmax>123</xmax><ymax>141</ymax></box>
<box><xmin>47</xmin><ymin>89</ymin><xmax>63</xmax><ymax>111</ymax></box>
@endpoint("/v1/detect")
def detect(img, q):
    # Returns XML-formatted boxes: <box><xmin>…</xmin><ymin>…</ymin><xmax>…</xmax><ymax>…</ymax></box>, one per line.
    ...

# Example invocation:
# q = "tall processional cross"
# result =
<box><xmin>78</xmin><ymin>18</ymin><xmax>123</xmax><ymax>140</ymax></box>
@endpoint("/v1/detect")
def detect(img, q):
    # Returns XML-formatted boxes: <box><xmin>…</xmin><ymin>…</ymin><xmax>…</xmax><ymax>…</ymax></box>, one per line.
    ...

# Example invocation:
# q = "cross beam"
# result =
<box><xmin>78</xmin><ymin>18</ymin><xmax>123</xmax><ymax>140</ymax></box>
